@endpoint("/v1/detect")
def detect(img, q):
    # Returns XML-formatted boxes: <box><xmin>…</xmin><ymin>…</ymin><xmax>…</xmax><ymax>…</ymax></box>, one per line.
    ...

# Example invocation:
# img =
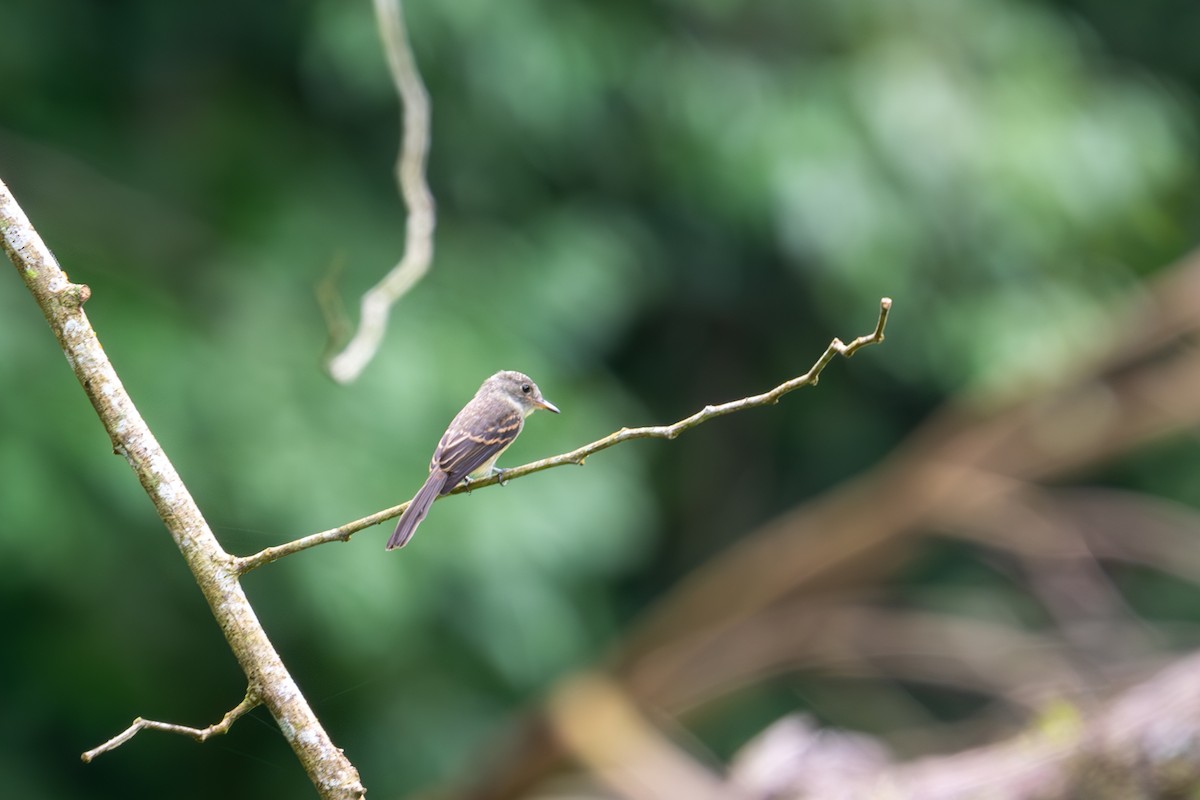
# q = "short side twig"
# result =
<box><xmin>326</xmin><ymin>0</ymin><xmax>436</xmax><ymax>384</ymax></box>
<box><xmin>82</xmin><ymin>691</ymin><xmax>260</xmax><ymax>763</ymax></box>
<box><xmin>237</xmin><ymin>298</ymin><xmax>892</xmax><ymax>572</ymax></box>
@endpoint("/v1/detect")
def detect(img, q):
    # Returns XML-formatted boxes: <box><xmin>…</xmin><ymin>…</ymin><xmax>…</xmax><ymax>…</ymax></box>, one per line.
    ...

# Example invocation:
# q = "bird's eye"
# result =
<box><xmin>521</xmin><ymin>384</ymin><xmax>532</xmax><ymax>394</ymax></box>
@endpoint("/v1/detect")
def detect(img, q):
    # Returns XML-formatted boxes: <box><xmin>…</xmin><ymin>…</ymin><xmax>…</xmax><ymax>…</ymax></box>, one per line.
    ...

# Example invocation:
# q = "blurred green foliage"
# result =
<box><xmin>1</xmin><ymin>0</ymin><xmax>1196</xmax><ymax>797</ymax></box>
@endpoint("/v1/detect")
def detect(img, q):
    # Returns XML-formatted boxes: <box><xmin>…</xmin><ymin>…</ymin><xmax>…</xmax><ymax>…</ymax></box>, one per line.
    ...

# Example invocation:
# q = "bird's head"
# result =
<box><xmin>488</xmin><ymin>370</ymin><xmax>560</xmax><ymax>416</ymax></box>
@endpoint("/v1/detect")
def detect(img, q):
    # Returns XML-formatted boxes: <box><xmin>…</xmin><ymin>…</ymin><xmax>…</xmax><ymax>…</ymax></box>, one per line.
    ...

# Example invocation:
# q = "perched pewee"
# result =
<box><xmin>386</xmin><ymin>370</ymin><xmax>560</xmax><ymax>550</ymax></box>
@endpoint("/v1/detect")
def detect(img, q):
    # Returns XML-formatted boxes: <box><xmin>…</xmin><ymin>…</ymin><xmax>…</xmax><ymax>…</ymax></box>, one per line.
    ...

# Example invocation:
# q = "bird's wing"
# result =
<box><xmin>433</xmin><ymin>409</ymin><xmax>524</xmax><ymax>491</ymax></box>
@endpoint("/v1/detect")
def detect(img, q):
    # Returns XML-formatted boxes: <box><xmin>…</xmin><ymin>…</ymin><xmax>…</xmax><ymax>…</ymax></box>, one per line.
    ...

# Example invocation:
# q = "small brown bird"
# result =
<box><xmin>386</xmin><ymin>370</ymin><xmax>560</xmax><ymax>550</ymax></box>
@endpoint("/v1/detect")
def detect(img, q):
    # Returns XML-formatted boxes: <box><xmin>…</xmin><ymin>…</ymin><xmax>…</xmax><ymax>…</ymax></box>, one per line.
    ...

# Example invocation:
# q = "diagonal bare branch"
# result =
<box><xmin>2</xmin><ymin>177</ymin><xmax>366</xmax><ymax>800</ymax></box>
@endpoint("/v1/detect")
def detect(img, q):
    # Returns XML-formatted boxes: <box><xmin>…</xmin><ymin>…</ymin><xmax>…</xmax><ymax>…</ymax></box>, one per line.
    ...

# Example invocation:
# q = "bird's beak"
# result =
<box><xmin>536</xmin><ymin>397</ymin><xmax>561</xmax><ymax>414</ymax></box>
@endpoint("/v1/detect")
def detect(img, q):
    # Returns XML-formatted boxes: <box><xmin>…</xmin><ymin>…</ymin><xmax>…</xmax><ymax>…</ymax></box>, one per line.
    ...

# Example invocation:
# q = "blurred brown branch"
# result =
<box><xmin>640</xmin><ymin>603</ymin><xmax>1092</xmax><ymax>718</ymax></box>
<box><xmin>547</xmin><ymin>674</ymin><xmax>742</xmax><ymax>800</ymax></box>
<box><xmin>1</xmin><ymin>178</ymin><xmax>366</xmax><ymax>800</ymax></box>
<box><xmin>326</xmin><ymin>0</ymin><xmax>436</xmax><ymax>383</ymax></box>
<box><xmin>236</xmin><ymin>298</ymin><xmax>892</xmax><ymax>572</ymax></box>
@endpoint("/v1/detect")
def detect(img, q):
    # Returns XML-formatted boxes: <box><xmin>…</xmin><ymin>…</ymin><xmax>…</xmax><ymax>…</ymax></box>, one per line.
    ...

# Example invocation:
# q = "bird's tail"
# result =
<box><xmin>386</xmin><ymin>470</ymin><xmax>448</xmax><ymax>550</ymax></box>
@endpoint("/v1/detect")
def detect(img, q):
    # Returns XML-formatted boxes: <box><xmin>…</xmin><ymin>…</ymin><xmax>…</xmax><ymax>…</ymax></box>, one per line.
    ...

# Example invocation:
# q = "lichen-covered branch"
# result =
<box><xmin>1</xmin><ymin>177</ymin><xmax>366</xmax><ymax>800</ymax></box>
<box><xmin>236</xmin><ymin>298</ymin><xmax>891</xmax><ymax>572</ymax></box>
<box><xmin>327</xmin><ymin>0</ymin><xmax>436</xmax><ymax>383</ymax></box>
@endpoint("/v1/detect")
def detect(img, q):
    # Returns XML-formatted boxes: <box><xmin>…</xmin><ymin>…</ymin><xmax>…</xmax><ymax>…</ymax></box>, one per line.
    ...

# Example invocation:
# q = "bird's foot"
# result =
<box><xmin>494</xmin><ymin>467</ymin><xmax>509</xmax><ymax>486</ymax></box>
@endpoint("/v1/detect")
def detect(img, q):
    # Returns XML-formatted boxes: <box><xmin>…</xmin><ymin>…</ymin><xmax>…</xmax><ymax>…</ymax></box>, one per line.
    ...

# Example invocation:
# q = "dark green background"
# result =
<box><xmin>3</xmin><ymin>0</ymin><xmax>1198</xmax><ymax>797</ymax></box>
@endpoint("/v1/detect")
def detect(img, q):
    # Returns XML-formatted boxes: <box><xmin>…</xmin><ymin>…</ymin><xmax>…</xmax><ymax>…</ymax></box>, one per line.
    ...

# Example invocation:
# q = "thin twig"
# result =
<box><xmin>82</xmin><ymin>691</ymin><xmax>261</xmax><ymax>763</ymax></box>
<box><xmin>326</xmin><ymin>0</ymin><xmax>436</xmax><ymax>384</ymax></box>
<box><xmin>236</xmin><ymin>298</ymin><xmax>891</xmax><ymax>573</ymax></box>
